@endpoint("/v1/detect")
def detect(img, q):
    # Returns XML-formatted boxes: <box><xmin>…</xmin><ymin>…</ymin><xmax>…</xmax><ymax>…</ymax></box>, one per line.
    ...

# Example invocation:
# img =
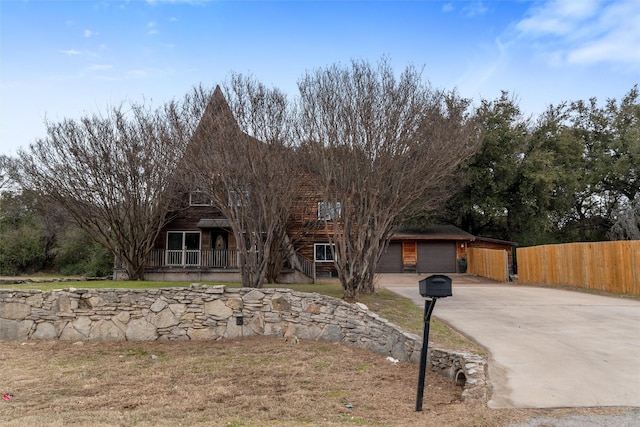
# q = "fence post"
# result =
<box><xmin>505</xmin><ymin>250</ymin><xmax>509</xmax><ymax>281</ymax></box>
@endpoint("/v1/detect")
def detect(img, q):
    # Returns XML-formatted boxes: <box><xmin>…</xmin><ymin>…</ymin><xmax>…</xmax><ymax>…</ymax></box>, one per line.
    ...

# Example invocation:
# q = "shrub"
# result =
<box><xmin>54</xmin><ymin>229</ymin><xmax>113</xmax><ymax>277</ymax></box>
<box><xmin>0</xmin><ymin>223</ymin><xmax>48</xmax><ymax>275</ymax></box>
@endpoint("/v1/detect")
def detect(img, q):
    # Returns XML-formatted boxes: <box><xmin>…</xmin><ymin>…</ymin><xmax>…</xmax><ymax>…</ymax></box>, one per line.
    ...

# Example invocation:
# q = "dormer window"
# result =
<box><xmin>228</xmin><ymin>189</ymin><xmax>249</xmax><ymax>207</ymax></box>
<box><xmin>190</xmin><ymin>189</ymin><xmax>211</xmax><ymax>206</ymax></box>
<box><xmin>318</xmin><ymin>202</ymin><xmax>341</xmax><ymax>220</ymax></box>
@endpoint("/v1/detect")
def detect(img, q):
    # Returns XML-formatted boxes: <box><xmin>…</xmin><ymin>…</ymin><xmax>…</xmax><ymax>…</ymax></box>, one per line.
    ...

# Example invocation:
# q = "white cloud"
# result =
<box><xmin>60</xmin><ymin>49</ymin><xmax>81</xmax><ymax>55</ymax></box>
<box><xmin>127</xmin><ymin>70</ymin><xmax>148</xmax><ymax>78</ymax></box>
<box><xmin>516</xmin><ymin>0</ymin><xmax>640</xmax><ymax>69</ymax></box>
<box><xmin>83</xmin><ymin>29</ymin><xmax>97</xmax><ymax>38</ymax></box>
<box><xmin>442</xmin><ymin>3</ymin><xmax>454</xmax><ymax>13</ymax></box>
<box><xmin>147</xmin><ymin>21</ymin><xmax>158</xmax><ymax>35</ymax></box>
<box><xmin>88</xmin><ymin>64</ymin><xmax>113</xmax><ymax>71</ymax></box>
<box><xmin>462</xmin><ymin>1</ymin><xmax>488</xmax><ymax>18</ymax></box>
<box><xmin>517</xmin><ymin>0</ymin><xmax>599</xmax><ymax>36</ymax></box>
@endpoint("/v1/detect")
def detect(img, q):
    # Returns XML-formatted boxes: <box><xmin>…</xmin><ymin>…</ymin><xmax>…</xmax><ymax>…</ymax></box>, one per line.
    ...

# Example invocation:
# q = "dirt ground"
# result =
<box><xmin>0</xmin><ymin>337</ymin><xmax>516</xmax><ymax>426</ymax></box>
<box><xmin>1</xmin><ymin>338</ymin><xmax>634</xmax><ymax>427</ymax></box>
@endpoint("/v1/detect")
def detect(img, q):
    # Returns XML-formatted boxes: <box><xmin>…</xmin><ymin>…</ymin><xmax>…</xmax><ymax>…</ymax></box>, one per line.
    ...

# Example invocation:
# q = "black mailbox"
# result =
<box><xmin>419</xmin><ymin>275</ymin><xmax>452</xmax><ymax>298</ymax></box>
<box><xmin>416</xmin><ymin>274</ymin><xmax>452</xmax><ymax>411</ymax></box>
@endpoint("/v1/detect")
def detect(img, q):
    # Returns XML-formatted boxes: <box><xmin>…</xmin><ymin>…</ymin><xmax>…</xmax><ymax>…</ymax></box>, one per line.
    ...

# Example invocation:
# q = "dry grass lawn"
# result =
<box><xmin>0</xmin><ymin>337</ymin><xmax>530</xmax><ymax>427</ymax></box>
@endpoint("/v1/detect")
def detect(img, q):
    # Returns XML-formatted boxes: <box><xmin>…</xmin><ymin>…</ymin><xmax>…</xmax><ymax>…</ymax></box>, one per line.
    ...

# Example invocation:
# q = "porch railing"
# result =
<box><xmin>145</xmin><ymin>249</ymin><xmax>240</xmax><ymax>269</ymax></box>
<box><xmin>121</xmin><ymin>249</ymin><xmax>314</xmax><ymax>280</ymax></box>
<box><xmin>292</xmin><ymin>253</ymin><xmax>316</xmax><ymax>283</ymax></box>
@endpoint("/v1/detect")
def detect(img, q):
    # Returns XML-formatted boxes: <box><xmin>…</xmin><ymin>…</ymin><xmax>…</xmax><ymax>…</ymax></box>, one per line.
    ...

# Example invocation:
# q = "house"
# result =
<box><xmin>113</xmin><ymin>86</ymin><xmax>318</xmax><ymax>283</ymax></box>
<box><xmin>113</xmin><ymin>88</ymin><xmax>517</xmax><ymax>282</ymax></box>
<box><xmin>135</xmin><ymin>175</ymin><xmax>343</xmax><ymax>283</ymax></box>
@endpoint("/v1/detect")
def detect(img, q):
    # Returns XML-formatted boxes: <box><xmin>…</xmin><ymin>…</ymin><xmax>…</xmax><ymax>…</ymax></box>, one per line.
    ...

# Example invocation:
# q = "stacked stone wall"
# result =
<box><xmin>0</xmin><ymin>284</ymin><xmax>487</xmax><ymax>402</ymax></box>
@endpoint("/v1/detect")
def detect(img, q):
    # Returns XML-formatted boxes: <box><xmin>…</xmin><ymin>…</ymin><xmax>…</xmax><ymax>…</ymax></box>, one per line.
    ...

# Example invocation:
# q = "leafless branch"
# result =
<box><xmin>296</xmin><ymin>58</ymin><xmax>482</xmax><ymax>298</ymax></box>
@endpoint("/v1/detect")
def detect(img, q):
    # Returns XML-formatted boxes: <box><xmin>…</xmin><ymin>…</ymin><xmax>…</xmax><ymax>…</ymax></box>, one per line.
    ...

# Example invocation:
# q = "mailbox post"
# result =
<box><xmin>415</xmin><ymin>274</ymin><xmax>452</xmax><ymax>412</ymax></box>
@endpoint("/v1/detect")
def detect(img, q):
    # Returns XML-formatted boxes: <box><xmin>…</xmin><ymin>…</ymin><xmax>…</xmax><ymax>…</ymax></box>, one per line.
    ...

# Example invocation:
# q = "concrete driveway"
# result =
<box><xmin>378</xmin><ymin>273</ymin><xmax>640</xmax><ymax>409</ymax></box>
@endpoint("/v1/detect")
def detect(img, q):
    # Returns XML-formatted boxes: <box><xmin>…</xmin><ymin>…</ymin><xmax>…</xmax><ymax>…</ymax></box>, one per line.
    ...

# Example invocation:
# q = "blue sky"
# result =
<box><xmin>1</xmin><ymin>0</ymin><xmax>639</xmax><ymax>156</ymax></box>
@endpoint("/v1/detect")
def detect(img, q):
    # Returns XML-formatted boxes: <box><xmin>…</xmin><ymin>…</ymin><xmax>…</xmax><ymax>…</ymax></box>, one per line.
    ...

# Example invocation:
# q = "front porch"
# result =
<box><xmin>113</xmin><ymin>249</ymin><xmax>315</xmax><ymax>284</ymax></box>
<box><xmin>147</xmin><ymin>249</ymin><xmax>240</xmax><ymax>269</ymax></box>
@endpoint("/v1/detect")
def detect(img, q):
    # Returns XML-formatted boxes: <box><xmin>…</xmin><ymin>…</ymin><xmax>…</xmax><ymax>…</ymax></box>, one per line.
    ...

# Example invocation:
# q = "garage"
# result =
<box><xmin>417</xmin><ymin>242</ymin><xmax>457</xmax><ymax>273</ymax></box>
<box><xmin>376</xmin><ymin>242</ymin><xmax>403</xmax><ymax>273</ymax></box>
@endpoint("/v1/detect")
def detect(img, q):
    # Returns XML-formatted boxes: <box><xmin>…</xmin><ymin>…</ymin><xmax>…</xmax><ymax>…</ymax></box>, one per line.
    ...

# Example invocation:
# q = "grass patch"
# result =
<box><xmin>0</xmin><ymin>280</ymin><xmax>241</xmax><ymax>291</ymax></box>
<box><xmin>356</xmin><ymin>363</ymin><xmax>370</xmax><ymax>371</ymax></box>
<box><xmin>267</xmin><ymin>282</ymin><xmax>345</xmax><ymax>299</ymax></box>
<box><xmin>123</xmin><ymin>348</ymin><xmax>150</xmax><ymax>357</ymax></box>
<box><xmin>325</xmin><ymin>390</ymin><xmax>348</xmax><ymax>398</ymax></box>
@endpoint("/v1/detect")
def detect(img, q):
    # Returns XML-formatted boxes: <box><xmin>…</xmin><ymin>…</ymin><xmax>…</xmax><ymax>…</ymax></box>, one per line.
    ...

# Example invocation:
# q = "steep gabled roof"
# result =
<box><xmin>192</xmin><ymin>85</ymin><xmax>241</xmax><ymax>141</ymax></box>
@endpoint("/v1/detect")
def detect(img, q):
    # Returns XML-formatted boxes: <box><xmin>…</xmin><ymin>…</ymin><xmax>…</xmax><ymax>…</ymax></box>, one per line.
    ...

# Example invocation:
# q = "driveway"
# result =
<box><xmin>377</xmin><ymin>273</ymin><xmax>640</xmax><ymax>409</ymax></box>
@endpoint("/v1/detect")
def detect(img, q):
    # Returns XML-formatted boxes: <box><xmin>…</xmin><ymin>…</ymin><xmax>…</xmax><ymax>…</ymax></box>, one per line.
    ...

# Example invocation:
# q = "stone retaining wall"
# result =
<box><xmin>0</xmin><ymin>284</ymin><xmax>487</xmax><ymax>402</ymax></box>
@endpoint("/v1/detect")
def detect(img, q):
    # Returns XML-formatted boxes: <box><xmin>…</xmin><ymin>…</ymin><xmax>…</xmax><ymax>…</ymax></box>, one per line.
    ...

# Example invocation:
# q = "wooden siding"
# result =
<box><xmin>517</xmin><ymin>241</ymin><xmax>640</xmax><ymax>295</ymax></box>
<box><xmin>285</xmin><ymin>182</ymin><xmax>339</xmax><ymax>276</ymax></box>
<box><xmin>468</xmin><ymin>248</ymin><xmax>509</xmax><ymax>282</ymax></box>
<box><xmin>157</xmin><ymin>183</ymin><xmax>336</xmax><ymax>278</ymax></box>
<box><xmin>402</xmin><ymin>241</ymin><xmax>417</xmax><ymax>271</ymax></box>
<box><xmin>157</xmin><ymin>205</ymin><xmax>230</xmax><ymax>250</ymax></box>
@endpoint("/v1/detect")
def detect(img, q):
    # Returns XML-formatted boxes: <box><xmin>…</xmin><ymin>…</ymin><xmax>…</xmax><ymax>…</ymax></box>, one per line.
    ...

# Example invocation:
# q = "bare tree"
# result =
<box><xmin>609</xmin><ymin>198</ymin><xmax>640</xmax><ymax>240</ymax></box>
<box><xmin>16</xmin><ymin>99</ymin><xmax>194</xmax><ymax>280</ymax></box>
<box><xmin>296</xmin><ymin>58</ymin><xmax>482</xmax><ymax>300</ymax></box>
<box><xmin>185</xmin><ymin>77</ymin><xmax>297</xmax><ymax>288</ymax></box>
<box><xmin>0</xmin><ymin>155</ymin><xmax>17</xmax><ymax>192</ymax></box>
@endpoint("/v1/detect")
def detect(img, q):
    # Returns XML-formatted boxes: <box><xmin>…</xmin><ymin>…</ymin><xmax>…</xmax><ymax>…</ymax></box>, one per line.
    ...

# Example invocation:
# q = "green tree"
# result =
<box><xmin>0</xmin><ymin>191</ymin><xmax>50</xmax><ymax>275</ymax></box>
<box><xmin>601</xmin><ymin>86</ymin><xmax>640</xmax><ymax>203</ymax></box>
<box><xmin>54</xmin><ymin>227</ymin><xmax>113</xmax><ymax>277</ymax></box>
<box><xmin>441</xmin><ymin>92</ymin><xmax>530</xmax><ymax>241</ymax></box>
<box><xmin>442</xmin><ymin>86</ymin><xmax>640</xmax><ymax>246</ymax></box>
<box><xmin>552</xmin><ymin>86</ymin><xmax>640</xmax><ymax>241</ymax></box>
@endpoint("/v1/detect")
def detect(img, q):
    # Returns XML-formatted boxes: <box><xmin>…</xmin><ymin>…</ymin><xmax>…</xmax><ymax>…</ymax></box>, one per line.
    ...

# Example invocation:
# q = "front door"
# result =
<box><xmin>210</xmin><ymin>231</ymin><xmax>228</xmax><ymax>267</ymax></box>
<box><xmin>402</xmin><ymin>241</ymin><xmax>417</xmax><ymax>272</ymax></box>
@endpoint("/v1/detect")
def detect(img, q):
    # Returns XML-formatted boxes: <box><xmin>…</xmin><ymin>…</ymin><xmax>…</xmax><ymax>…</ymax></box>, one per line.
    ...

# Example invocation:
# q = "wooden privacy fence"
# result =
<box><xmin>517</xmin><ymin>241</ymin><xmax>640</xmax><ymax>296</ymax></box>
<box><xmin>467</xmin><ymin>248</ymin><xmax>509</xmax><ymax>282</ymax></box>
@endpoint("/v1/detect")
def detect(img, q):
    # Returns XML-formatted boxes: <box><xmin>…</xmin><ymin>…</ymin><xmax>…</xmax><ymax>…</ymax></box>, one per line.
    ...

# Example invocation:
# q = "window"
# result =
<box><xmin>318</xmin><ymin>202</ymin><xmax>341</xmax><ymax>220</ymax></box>
<box><xmin>166</xmin><ymin>231</ymin><xmax>201</xmax><ymax>266</ymax></box>
<box><xmin>228</xmin><ymin>189</ymin><xmax>249</xmax><ymax>207</ymax></box>
<box><xmin>314</xmin><ymin>243</ymin><xmax>335</xmax><ymax>262</ymax></box>
<box><xmin>190</xmin><ymin>189</ymin><xmax>211</xmax><ymax>206</ymax></box>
